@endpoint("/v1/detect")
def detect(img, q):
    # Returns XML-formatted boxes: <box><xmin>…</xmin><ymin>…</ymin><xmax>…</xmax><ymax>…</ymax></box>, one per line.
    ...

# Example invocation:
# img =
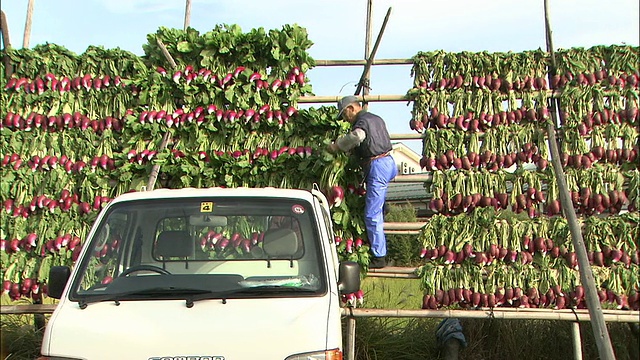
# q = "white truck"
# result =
<box><xmin>39</xmin><ymin>186</ymin><xmax>360</xmax><ymax>360</ymax></box>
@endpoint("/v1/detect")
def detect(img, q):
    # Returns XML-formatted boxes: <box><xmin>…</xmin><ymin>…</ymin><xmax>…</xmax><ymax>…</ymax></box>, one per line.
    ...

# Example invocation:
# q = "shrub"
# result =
<box><xmin>385</xmin><ymin>203</ymin><xmax>422</xmax><ymax>267</ymax></box>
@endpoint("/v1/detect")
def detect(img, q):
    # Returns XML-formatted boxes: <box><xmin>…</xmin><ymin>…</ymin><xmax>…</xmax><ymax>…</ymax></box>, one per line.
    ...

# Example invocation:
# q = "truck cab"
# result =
<box><xmin>40</xmin><ymin>187</ymin><xmax>360</xmax><ymax>360</ymax></box>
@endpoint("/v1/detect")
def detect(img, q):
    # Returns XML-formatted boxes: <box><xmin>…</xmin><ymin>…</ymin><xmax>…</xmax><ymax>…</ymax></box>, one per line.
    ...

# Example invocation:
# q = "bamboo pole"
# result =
<box><xmin>298</xmin><ymin>91</ymin><xmax>562</xmax><ymax>103</ymax></box>
<box><xmin>23</xmin><ymin>0</ymin><xmax>34</xmax><ymax>48</ymax></box>
<box><xmin>146</xmin><ymin>132</ymin><xmax>171</xmax><ymax>190</ymax></box>
<box><xmin>368</xmin><ymin>266</ymin><xmax>419</xmax><ymax>274</ymax></box>
<box><xmin>3</xmin><ymin>302</ymin><xmax>637</xmax><ymax>322</ymax></box>
<box><xmin>572</xmin><ymin>322</ymin><xmax>583</xmax><ymax>360</ymax></box>
<box><xmin>156</xmin><ymin>37</ymin><xmax>178</xmax><ymax>69</ymax></box>
<box><xmin>1</xmin><ymin>10</ymin><xmax>14</xmax><ymax>77</ymax></box>
<box><xmin>543</xmin><ymin>1</ymin><xmax>615</xmax><ymax>359</ymax></box>
<box><xmin>300</xmin><ymin>94</ymin><xmax>406</xmax><ymax>103</ymax></box>
<box><xmin>390</xmin><ymin>131</ymin><xmax>604</xmax><ymax>141</ymax></box>
<box><xmin>184</xmin><ymin>0</ymin><xmax>192</xmax><ymax>30</ymax></box>
<box><xmin>362</xmin><ymin>0</ymin><xmax>374</xmax><ymax>109</ymax></box>
<box><xmin>0</xmin><ymin>304</ymin><xmax>57</xmax><ymax>314</ymax></box>
<box><xmin>457</xmin><ymin>307</ymin><xmax>638</xmax><ymax>315</ymax></box>
<box><xmin>146</xmin><ymin>38</ymin><xmax>177</xmax><ymax>191</ymax></box>
<box><xmin>365</xmin><ymin>272</ymin><xmax>418</xmax><ymax>278</ymax></box>
<box><xmin>367</xmin><ymin>266</ymin><xmax>420</xmax><ymax>279</ymax></box>
<box><xmin>391</xmin><ymin>133</ymin><xmax>424</xmax><ymax>140</ymax></box>
<box><xmin>341</xmin><ymin>308</ymin><xmax>640</xmax><ymax>323</ymax></box>
<box><xmin>384</xmin><ymin>222</ymin><xmax>426</xmax><ymax>230</ymax></box>
<box><xmin>346</xmin><ymin>312</ymin><xmax>356</xmax><ymax>360</ymax></box>
<box><xmin>393</xmin><ymin>174</ymin><xmax>432</xmax><ymax>182</ymax></box>
<box><xmin>0</xmin><ymin>10</ymin><xmax>11</xmax><ymax>49</ymax></box>
<box><xmin>314</xmin><ymin>58</ymin><xmax>412</xmax><ymax>66</ymax></box>
<box><xmin>344</xmin><ymin>3</ymin><xmax>377</xmax><ymax>358</ymax></box>
<box><xmin>354</xmin><ymin>7</ymin><xmax>392</xmax><ymax>97</ymax></box>
<box><xmin>384</xmin><ymin>230</ymin><xmax>421</xmax><ymax>235</ymax></box>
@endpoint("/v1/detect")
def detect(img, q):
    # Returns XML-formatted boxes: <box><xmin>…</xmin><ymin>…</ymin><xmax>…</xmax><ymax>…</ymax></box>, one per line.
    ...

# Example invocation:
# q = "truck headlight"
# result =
<box><xmin>285</xmin><ymin>348</ymin><xmax>343</xmax><ymax>359</ymax></box>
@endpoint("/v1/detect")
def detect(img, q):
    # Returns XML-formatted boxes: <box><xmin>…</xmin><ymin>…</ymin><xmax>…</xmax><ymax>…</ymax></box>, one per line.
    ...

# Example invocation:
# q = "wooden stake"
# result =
<box><xmin>146</xmin><ymin>38</ymin><xmax>177</xmax><ymax>191</ymax></box>
<box><xmin>572</xmin><ymin>322</ymin><xmax>583</xmax><ymax>360</ymax></box>
<box><xmin>1</xmin><ymin>10</ymin><xmax>11</xmax><ymax>49</ymax></box>
<box><xmin>354</xmin><ymin>7</ymin><xmax>392</xmax><ymax>97</ymax></box>
<box><xmin>346</xmin><ymin>316</ymin><xmax>356</xmax><ymax>360</ymax></box>
<box><xmin>542</xmin><ymin>1</ymin><xmax>616</xmax><ymax>359</ymax></box>
<box><xmin>1</xmin><ymin>10</ymin><xmax>14</xmax><ymax>77</ymax></box>
<box><xmin>184</xmin><ymin>0</ymin><xmax>192</xmax><ymax>30</ymax></box>
<box><xmin>23</xmin><ymin>0</ymin><xmax>35</xmax><ymax>48</ymax></box>
<box><xmin>156</xmin><ymin>37</ymin><xmax>178</xmax><ymax>69</ymax></box>
<box><xmin>146</xmin><ymin>132</ymin><xmax>171</xmax><ymax>190</ymax></box>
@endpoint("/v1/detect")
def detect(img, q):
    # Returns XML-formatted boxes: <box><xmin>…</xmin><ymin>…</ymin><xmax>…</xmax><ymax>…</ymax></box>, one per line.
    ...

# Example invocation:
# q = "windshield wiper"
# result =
<box><xmin>185</xmin><ymin>286</ymin><xmax>317</xmax><ymax>308</ymax></box>
<box><xmin>77</xmin><ymin>287</ymin><xmax>210</xmax><ymax>309</ymax></box>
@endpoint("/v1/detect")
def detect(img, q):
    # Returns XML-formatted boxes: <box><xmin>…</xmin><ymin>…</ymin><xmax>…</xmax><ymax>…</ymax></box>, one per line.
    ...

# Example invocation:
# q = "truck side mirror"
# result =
<box><xmin>338</xmin><ymin>261</ymin><xmax>360</xmax><ymax>294</ymax></box>
<box><xmin>48</xmin><ymin>266</ymin><xmax>71</xmax><ymax>299</ymax></box>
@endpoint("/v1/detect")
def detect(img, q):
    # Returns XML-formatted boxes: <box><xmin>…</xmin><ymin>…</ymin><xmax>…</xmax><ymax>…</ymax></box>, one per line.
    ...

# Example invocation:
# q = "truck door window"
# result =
<box><xmin>78</xmin><ymin>212</ymin><xmax>129</xmax><ymax>292</ymax></box>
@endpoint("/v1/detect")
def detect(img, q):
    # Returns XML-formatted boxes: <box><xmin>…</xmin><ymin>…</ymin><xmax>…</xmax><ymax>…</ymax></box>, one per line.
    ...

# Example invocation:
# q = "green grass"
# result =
<box><xmin>347</xmin><ymin>277</ymin><xmax>442</xmax><ymax>360</ymax></box>
<box><xmin>1</xmin><ymin>294</ymin><xmax>53</xmax><ymax>360</ymax></box>
<box><xmin>350</xmin><ymin>277</ymin><xmax>640</xmax><ymax>360</ymax></box>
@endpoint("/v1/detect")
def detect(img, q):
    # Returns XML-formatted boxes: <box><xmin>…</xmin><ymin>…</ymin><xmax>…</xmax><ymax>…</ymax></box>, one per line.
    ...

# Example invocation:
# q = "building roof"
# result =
<box><xmin>386</xmin><ymin>180</ymin><xmax>430</xmax><ymax>201</ymax></box>
<box><xmin>392</xmin><ymin>142</ymin><xmax>422</xmax><ymax>163</ymax></box>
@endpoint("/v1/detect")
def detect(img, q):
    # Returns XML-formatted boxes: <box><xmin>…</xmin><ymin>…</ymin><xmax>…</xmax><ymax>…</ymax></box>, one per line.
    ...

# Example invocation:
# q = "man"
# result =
<box><xmin>328</xmin><ymin>95</ymin><xmax>398</xmax><ymax>269</ymax></box>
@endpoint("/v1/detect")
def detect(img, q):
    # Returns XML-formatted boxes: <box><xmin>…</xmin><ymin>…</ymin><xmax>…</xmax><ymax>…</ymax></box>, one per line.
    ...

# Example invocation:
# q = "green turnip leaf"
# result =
<box><xmin>176</xmin><ymin>41</ymin><xmax>193</xmax><ymax>53</ymax></box>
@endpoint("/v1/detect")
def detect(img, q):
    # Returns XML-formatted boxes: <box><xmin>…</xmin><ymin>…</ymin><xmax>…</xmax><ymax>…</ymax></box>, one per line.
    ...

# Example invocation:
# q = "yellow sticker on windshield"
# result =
<box><xmin>200</xmin><ymin>202</ymin><xmax>213</xmax><ymax>212</ymax></box>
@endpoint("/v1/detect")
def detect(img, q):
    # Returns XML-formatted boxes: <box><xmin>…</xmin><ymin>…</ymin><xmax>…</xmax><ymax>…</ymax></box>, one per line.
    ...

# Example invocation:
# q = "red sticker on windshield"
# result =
<box><xmin>291</xmin><ymin>204</ymin><xmax>305</xmax><ymax>214</ymax></box>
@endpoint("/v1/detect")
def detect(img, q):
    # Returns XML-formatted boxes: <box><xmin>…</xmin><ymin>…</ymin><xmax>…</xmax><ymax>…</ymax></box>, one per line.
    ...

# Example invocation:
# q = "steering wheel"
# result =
<box><xmin>119</xmin><ymin>265</ymin><xmax>171</xmax><ymax>277</ymax></box>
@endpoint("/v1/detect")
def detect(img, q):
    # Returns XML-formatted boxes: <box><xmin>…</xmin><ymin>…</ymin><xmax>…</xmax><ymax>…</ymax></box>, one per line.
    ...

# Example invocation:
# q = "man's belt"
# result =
<box><xmin>368</xmin><ymin>151</ymin><xmax>391</xmax><ymax>162</ymax></box>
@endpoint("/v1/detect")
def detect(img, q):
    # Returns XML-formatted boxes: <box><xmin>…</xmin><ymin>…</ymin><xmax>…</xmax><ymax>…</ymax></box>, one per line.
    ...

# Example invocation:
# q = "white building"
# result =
<box><xmin>388</xmin><ymin>142</ymin><xmax>431</xmax><ymax>218</ymax></box>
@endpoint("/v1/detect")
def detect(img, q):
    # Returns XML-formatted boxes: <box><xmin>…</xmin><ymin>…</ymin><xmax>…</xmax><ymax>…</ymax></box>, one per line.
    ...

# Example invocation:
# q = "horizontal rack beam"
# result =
<box><xmin>298</xmin><ymin>91</ymin><xmax>566</xmax><ymax>104</ymax></box>
<box><xmin>391</xmin><ymin>133</ymin><xmax>424</xmax><ymax>140</ymax></box>
<box><xmin>298</xmin><ymin>94</ymin><xmax>408</xmax><ymax>103</ymax></box>
<box><xmin>384</xmin><ymin>230</ymin><xmax>422</xmax><ymax>235</ymax></box>
<box><xmin>392</xmin><ymin>174</ymin><xmax>432</xmax><ymax>182</ymax></box>
<box><xmin>384</xmin><ymin>222</ymin><xmax>427</xmax><ymax>230</ymax></box>
<box><xmin>342</xmin><ymin>308</ymin><xmax>640</xmax><ymax>323</ymax></box>
<box><xmin>369</xmin><ymin>266</ymin><xmax>420</xmax><ymax>274</ymax></box>
<box><xmin>6</xmin><ymin>304</ymin><xmax>638</xmax><ymax>323</ymax></box>
<box><xmin>314</xmin><ymin>59</ymin><xmax>413</xmax><ymax>66</ymax></box>
<box><xmin>366</xmin><ymin>272</ymin><xmax>418</xmax><ymax>278</ymax></box>
<box><xmin>1</xmin><ymin>304</ymin><xmax>57</xmax><ymax>314</ymax></box>
<box><xmin>367</xmin><ymin>266</ymin><xmax>420</xmax><ymax>278</ymax></box>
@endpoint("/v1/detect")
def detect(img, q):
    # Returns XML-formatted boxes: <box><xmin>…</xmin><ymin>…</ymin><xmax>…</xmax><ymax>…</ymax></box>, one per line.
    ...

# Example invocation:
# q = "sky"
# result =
<box><xmin>2</xmin><ymin>0</ymin><xmax>639</xmax><ymax>154</ymax></box>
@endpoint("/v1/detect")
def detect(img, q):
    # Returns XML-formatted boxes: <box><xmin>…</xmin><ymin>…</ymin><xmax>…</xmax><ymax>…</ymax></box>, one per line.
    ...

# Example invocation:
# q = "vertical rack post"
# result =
<box><xmin>572</xmin><ymin>322</ymin><xmax>583</xmax><ymax>360</ymax></box>
<box><xmin>346</xmin><ymin>2</ymin><xmax>375</xmax><ymax>358</ymax></box>
<box><xmin>362</xmin><ymin>0</ymin><xmax>374</xmax><ymax>110</ymax></box>
<box><xmin>346</xmin><ymin>315</ymin><xmax>357</xmax><ymax>360</ymax></box>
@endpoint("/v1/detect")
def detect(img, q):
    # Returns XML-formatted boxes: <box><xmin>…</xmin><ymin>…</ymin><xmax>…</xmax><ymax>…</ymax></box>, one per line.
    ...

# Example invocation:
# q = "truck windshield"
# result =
<box><xmin>70</xmin><ymin>197</ymin><xmax>326</xmax><ymax>302</ymax></box>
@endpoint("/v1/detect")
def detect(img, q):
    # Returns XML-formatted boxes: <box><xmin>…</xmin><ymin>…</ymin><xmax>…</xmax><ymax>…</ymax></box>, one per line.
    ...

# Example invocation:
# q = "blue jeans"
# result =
<box><xmin>364</xmin><ymin>155</ymin><xmax>397</xmax><ymax>257</ymax></box>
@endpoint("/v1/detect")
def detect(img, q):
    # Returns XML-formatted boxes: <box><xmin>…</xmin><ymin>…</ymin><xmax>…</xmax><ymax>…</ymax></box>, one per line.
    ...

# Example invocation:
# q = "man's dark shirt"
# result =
<box><xmin>352</xmin><ymin>110</ymin><xmax>393</xmax><ymax>160</ymax></box>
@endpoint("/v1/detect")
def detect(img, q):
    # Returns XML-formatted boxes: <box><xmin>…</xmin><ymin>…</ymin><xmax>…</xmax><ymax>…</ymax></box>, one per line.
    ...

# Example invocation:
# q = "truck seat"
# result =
<box><xmin>156</xmin><ymin>230</ymin><xmax>193</xmax><ymax>259</ymax></box>
<box><xmin>263</xmin><ymin>228</ymin><xmax>300</xmax><ymax>258</ymax></box>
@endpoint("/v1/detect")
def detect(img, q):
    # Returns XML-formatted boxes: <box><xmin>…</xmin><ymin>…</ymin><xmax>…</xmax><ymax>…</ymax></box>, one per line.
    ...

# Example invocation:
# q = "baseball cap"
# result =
<box><xmin>336</xmin><ymin>95</ymin><xmax>359</xmax><ymax>119</ymax></box>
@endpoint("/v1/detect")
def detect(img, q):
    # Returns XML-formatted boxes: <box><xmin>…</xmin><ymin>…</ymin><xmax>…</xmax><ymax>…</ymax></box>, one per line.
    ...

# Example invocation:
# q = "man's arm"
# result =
<box><xmin>332</xmin><ymin>128</ymin><xmax>366</xmax><ymax>152</ymax></box>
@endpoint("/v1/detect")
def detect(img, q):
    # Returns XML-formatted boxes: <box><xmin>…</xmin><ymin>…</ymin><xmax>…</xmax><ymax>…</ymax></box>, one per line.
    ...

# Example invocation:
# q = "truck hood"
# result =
<box><xmin>44</xmin><ymin>296</ymin><xmax>333</xmax><ymax>359</ymax></box>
